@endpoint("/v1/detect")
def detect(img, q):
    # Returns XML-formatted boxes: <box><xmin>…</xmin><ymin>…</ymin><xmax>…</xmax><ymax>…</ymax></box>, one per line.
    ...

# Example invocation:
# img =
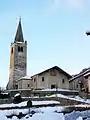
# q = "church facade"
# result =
<box><xmin>6</xmin><ymin>20</ymin><xmax>72</xmax><ymax>91</ymax></box>
<box><xmin>7</xmin><ymin>19</ymin><xmax>27</xmax><ymax>90</ymax></box>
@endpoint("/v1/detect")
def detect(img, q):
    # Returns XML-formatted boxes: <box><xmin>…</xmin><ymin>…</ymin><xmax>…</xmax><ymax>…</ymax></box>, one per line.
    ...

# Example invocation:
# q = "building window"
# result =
<box><xmin>11</xmin><ymin>47</ymin><xmax>13</xmax><ymax>54</ymax></box>
<box><xmin>34</xmin><ymin>78</ymin><xmax>36</xmax><ymax>82</ymax></box>
<box><xmin>51</xmin><ymin>84</ymin><xmax>56</xmax><ymax>89</ymax></box>
<box><xmin>21</xmin><ymin>47</ymin><xmax>23</xmax><ymax>52</ymax></box>
<box><xmin>15</xmin><ymin>85</ymin><xmax>18</xmax><ymax>89</ymax></box>
<box><xmin>50</xmin><ymin>69</ymin><xmax>57</xmax><ymax>76</ymax></box>
<box><xmin>62</xmin><ymin>79</ymin><xmax>65</xmax><ymax>83</ymax></box>
<box><xmin>85</xmin><ymin>76</ymin><xmax>88</xmax><ymax>79</ymax></box>
<box><xmin>18</xmin><ymin>46</ymin><xmax>21</xmax><ymax>52</ymax></box>
<box><xmin>42</xmin><ymin>77</ymin><xmax>44</xmax><ymax>82</ymax></box>
<box><xmin>28</xmin><ymin>84</ymin><xmax>30</xmax><ymax>87</ymax></box>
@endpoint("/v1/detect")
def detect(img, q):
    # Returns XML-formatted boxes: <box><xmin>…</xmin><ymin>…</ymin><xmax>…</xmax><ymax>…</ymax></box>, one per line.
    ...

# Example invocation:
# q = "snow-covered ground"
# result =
<box><xmin>0</xmin><ymin>100</ymin><xmax>60</xmax><ymax>108</ymax></box>
<box><xmin>0</xmin><ymin>99</ymin><xmax>90</xmax><ymax>120</ymax></box>
<box><xmin>1</xmin><ymin>106</ymin><xmax>90</xmax><ymax>120</ymax></box>
<box><xmin>24</xmin><ymin>94</ymin><xmax>88</xmax><ymax>103</ymax></box>
<box><xmin>0</xmin><ymin>107</ymin><xmax>64</xmax><ymax>120</ymax></box>
<box><xmin>0</xmin><ymin>93</ymin><xmax>90</xmax><ymax>119</ymax></box>
<box><xmin>46</xmin><ymin>93</ymin><xmax>90</xmax><ymax>103</ymax></box>
<box><xmin>0</xmin><ymin>94</ymin><xmax>88</xmax><ymax>109</ymax></box>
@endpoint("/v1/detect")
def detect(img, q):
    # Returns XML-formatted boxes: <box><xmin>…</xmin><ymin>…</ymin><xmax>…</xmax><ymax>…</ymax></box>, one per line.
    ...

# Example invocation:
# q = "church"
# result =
<box><xmin>6</xmin><ymin>19</ymin><xmax>72</xmax><ymax>90</ymax></box>
<box><xmin>7</xmin><ymin>19</ymin><xmax>27</xmax><ymax>90</ymax></box>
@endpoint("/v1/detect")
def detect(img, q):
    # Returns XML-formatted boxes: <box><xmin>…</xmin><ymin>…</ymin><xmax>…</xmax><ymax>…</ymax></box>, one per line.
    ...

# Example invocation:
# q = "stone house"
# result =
<box><xmin>69</xmin><ymin>68</ymin><xmax>90</xmax><ymax>93</ymax></box>
<box><xmin>31</xmin><ymin>66</ymin><xmax>72</xmax><ymax>90</ymax></box>
<box><xmin>16</xmin><ymin>76</ymin><xmax>32</xmax><ymax>89</ymax></box>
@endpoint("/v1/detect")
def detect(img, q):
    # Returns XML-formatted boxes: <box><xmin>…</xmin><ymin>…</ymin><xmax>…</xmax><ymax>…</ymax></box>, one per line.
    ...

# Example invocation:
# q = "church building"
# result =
<box><xmin>6</xmin><ymin>19</ymin><xmax>72</xmax><ymax>91</ymax></box>
<box><xmin>7</xmin><ymin>19</ymin><xmax>27</xmax><ymax>90</ymax></box>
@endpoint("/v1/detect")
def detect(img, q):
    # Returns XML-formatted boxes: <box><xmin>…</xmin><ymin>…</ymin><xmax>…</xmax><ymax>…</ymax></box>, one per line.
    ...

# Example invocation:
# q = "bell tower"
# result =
<box><xmin>8</xmin><ymin>19</ymin><xmax>27</xmax><ymax>89</ymax></box>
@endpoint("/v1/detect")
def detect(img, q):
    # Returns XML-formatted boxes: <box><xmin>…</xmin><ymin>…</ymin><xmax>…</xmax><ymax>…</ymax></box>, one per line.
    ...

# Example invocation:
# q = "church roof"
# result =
<box><xmin>31</xmin><ymin>66</ymin><xmax>72</xmax><ymax>78</ymax></box>
<box><xmin>16</xmin><ymin>76</ymin><xmax>32</xmax><ymax>82</ymax></box>
<box><xmin>14</xmin><ymin>19</ymin><xmax>24</xmax><ymax>43</ymax></box>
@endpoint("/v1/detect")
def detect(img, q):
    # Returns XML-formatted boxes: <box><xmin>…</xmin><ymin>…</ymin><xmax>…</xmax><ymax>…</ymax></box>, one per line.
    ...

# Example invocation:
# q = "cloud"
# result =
<box><xmin>44</xmin><ymin>0</ymin><xmax>61</xmax><ymax>14</ymax></box>
<box><xmin>43</xmin><ymin>0</ymin><xmax>85</xmax><ymax>14</ymax></box>
<box><xmin>67</xmin><ymin>0</ymin><xmax>85</xmax><ymax>9</ymax></box>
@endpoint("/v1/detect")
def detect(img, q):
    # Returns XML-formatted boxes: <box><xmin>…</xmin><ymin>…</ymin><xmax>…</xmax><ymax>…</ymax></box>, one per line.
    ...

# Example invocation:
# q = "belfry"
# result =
<box><xmin>7</xmin><ymin>19</ymin><xmax>27</xmax><ymax>89</ymax></box>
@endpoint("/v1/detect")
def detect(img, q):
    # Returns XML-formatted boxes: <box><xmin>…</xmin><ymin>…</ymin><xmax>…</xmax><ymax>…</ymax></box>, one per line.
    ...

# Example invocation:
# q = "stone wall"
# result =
<box><xmin>6</xmin><ymin>89</ymin><xmax>79</xmax><ymax>97</ymax></box>
<box><xmin>0</xmin><ymin>96</ymin><xmax>86</xmax><ymax>106</ymax></box>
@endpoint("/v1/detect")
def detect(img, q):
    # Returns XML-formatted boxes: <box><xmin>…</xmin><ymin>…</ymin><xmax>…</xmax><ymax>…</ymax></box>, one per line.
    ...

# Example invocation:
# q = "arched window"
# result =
<box><xmin>11</xmin><ymin>47</ymin><xmax>13</xmax><ymax>54</ymax></box>
<box><xmin>18</xmin><ymin>46</ymin><xmax>20</xmax><ymax>52</ymax></box>
<box><xmin>21</xmin><ymin>47</ymin><xmax>23</xmax><ymax>52</ymax></box>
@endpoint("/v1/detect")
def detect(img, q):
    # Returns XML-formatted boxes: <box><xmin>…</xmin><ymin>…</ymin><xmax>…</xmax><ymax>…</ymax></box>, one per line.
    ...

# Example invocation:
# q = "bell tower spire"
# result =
<box><xmin>7</xmin><ymin>19</ymin><xmax>27</xmax><ymax>90</ymax></box>
<box><xmin>14</xmin><ymin>18</ymin><xmax>24</xmax><ymax>43</ymax></box>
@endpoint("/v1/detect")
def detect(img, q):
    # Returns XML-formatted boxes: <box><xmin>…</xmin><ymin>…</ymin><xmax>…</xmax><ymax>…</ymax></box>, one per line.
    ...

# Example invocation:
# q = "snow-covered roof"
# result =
<box><xmin>16</xmin><ymin>76</ymin><xmax>32</xmax><ymax>81</ymax></box>
<box><xmin>20</xmin><ymin>76</ymin><xmax>32</xmax><ymax>79</ymax></box>
<box><xmin>84</xmin><ymin>72</ymin><xmax>90</xmax><ymax>77</ymax></box>
<box><xmin>69</xmin><ymin>68</ymin><xmax>90</xmax><ymax>82</ymax></box>
<box><xmin>31</xmin><ymin>66</ymin><xmax>72</xmax><ymax>78</ymax></box>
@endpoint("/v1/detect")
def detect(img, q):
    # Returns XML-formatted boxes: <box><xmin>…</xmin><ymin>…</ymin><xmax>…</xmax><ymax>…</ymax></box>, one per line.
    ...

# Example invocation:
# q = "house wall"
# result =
<box><xmin>69</xmin><ymin>76</ymin><xmax>88</xmax><ymax>92</ymax></box>
<box><xmin>87</xmin><ymin>76</ymin><xmax>90</xmax><ymax>92</ymax></box>
<box><xmin>17</xmin><ymin>79</ymin><xmax>33</xmax><ymax>89</ymax></box>
<box><xmin>69</xmin><ymin>78</ymin><xmax>80</xmax><ymax>90</ymax></box>
<box><xmin>32</xmin><ymin>69</ymin><xmax>69</xmax><ymax>89</ymax></box>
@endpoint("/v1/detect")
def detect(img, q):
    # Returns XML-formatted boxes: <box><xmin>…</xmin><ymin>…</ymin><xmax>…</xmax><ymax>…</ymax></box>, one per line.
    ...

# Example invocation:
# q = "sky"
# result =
<box><xmin>0</xmin><ymin>0</ymin><xmax>90</xmax><ymax>87</ymax></box>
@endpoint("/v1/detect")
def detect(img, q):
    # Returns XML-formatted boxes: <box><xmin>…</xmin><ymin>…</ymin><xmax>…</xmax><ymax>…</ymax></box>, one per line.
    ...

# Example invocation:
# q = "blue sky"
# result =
<box><xmin>0</xmin><ymin>0</ymin><xmax>90</xmax><ymax>87</ymax></box>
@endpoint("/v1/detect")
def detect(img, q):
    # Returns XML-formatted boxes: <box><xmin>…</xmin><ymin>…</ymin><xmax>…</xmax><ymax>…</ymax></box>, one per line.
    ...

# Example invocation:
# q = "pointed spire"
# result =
<box><xmin>14</xmin><ymin>18</ymin><xmax>24</xmax><ymax>43</ymax></box>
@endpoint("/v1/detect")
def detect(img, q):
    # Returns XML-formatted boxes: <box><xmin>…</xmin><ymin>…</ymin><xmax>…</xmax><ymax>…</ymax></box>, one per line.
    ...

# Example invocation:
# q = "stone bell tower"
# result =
<box><xmin>7</xmin><ymin>19</ymin><xmax>27</xmax><ymax>89</ymax></box>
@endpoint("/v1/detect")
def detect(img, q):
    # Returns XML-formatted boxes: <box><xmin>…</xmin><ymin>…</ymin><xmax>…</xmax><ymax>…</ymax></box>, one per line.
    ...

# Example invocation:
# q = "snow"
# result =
<box><xmin>41</xmin><ymin>88</ymin><xmax>78</xmax><ymax>92</ymax></box>
<box><xmin>76</xmin><ymin>117</ymin><xmax>83</xmax><ymax>120</ymax></box>
<box><xmin>84</xmin><ymin>72</ymin><xmax>90</xmax><ymax>77</ymax></box>
<box><xmin>1</xmin><ymin>93</ymin><xmax>9</xmax><ymax>95</ymax></box>
<box><xmin>0</xmin><ymin>107</ymin><xmax>65</xmax><ymax>120</ymax></box>
<box><xmin>70</xmin><ymin>68</ymin><xmax>90</xmax><ymax>82</ymax></box>
<box><xmin>33</xmin><ymin>100</ymin><xmax>60</xmax><ymax>105</ymax></box>
<box><xmin>27</xmin><ymin>112</ymin><xmax>64</xmax><ymax>120</ymax></box>
<box><xmin>20</xmin><ymin>76</ymin><xmax>32</xmax><ymax>80</ymax></box>
<box><xmin>0</xmin><ymin>100</ymin><xmax>60</xmax><ymax>108</ymax></box>
<box><xmin>64</xmin><ymin>110</ymin><xmax>90</xmax><ymax>120</ymax></box>
<box><xmin>14</xmin><ymin>93</ymin><xmax>20</xmax><ymax>97</ymax></box>
<box><xmin>46</xmin><ymin>94</ymin><xmax>86</xmax><ymax>103</ymax></box>
<box><xmin>0</xmin><ymin>94</ymin><xmax>90</xmax><ymax>119</ymax></box>
<box><xmin>0</xmin><ymin>99</ymin><xmax>90</xmax><ymax>120</ymax></box>
<box><xmin>47</xmin><ymin>93</ymin><xmax>68</xmax><ymax>99</ymax></box>
<box><xmin>0</xmin><ymin>105</ymin><xmax>90</xmax><ymax>120</ymax></box>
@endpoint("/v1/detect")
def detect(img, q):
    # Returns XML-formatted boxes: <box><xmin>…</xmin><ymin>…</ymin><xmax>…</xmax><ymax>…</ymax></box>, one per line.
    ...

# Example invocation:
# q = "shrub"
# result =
<box><xmin>13</xmin><ymin>93</ymin><xmax>22</xmax><ymax>103</ymax></box>
<box><xmin>0</xmin><ymin>93</ymin><xmax>10</xmax><ymax>99</ymax></box>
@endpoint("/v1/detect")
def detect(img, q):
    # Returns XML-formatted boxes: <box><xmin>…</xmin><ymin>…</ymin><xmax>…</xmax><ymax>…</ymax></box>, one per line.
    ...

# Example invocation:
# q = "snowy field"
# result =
<box><xmin>0</xmin><ymin>100</ymin><xmax>60</xmax><ymax>108</ymax></box>
<box><xmin>1</xmin><ymin>106</ymin><xmax>90</xmax><ymax>120</ymax></box>
<box><xmin>0</xmin><ymin>93</ymin><xmax>90</xmax><ymax>119</ymax></box>
<box><xmin>0</xmin><ymin>99</ymin><xmax>90</xmax><ymax>120</ymax></box>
